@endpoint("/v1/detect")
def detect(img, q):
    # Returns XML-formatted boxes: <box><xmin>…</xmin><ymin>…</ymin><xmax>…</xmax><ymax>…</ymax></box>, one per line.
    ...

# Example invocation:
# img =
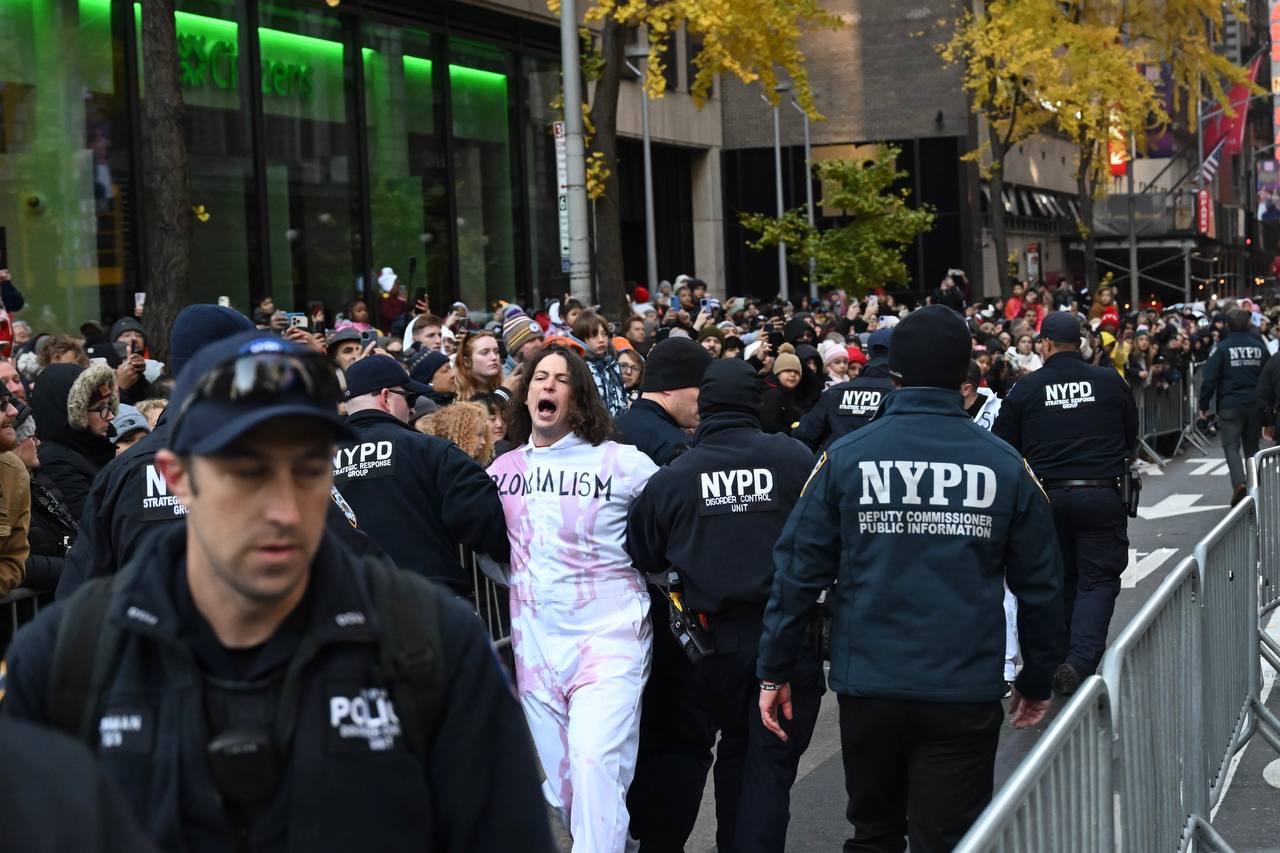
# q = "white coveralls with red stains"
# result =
<box><xmin>488</xmin><ymin>433</ymin><xmax>659</xmax><ymax>853</ymax></box>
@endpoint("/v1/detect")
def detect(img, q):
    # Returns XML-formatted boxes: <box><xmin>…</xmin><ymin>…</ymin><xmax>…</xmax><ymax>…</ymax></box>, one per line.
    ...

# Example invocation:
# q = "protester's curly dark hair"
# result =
<box><xmin>505</xmin><ymin>345</ymin><xmax>612</xmax><ymax>447</ymax></box>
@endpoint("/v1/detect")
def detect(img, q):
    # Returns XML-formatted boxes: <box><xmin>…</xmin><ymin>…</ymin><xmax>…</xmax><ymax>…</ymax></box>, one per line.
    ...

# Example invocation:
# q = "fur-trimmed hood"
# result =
<box><xmin>66</xmin><ymin>363</ymin><xmax>118</xmax><ymax>431</ymax></box>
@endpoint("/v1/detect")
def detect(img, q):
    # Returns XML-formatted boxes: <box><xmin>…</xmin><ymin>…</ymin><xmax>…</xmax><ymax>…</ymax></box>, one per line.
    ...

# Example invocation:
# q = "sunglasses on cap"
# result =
<box><xmin>176</xmin><ymin>351</ymin><xmax>344</xmax><ymax>425</ymax></box>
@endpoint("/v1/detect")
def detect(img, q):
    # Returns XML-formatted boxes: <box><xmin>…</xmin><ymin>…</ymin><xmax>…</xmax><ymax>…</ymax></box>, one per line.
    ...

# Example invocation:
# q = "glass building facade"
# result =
<box><xmin>0</xmin><ymin>0</ymin><xmax>569</xmax><ymax>330</ymax></box>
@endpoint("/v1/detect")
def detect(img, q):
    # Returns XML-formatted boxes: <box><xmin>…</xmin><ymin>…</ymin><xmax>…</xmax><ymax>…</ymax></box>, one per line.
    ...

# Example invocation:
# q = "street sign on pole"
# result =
<box><xmin>554</xmin><ymin>121</ymin><xmax>571</xmax><ymax>273</ymax></box>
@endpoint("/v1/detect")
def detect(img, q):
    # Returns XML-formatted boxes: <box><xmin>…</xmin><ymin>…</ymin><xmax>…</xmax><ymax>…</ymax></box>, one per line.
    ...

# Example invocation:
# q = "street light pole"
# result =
<box><xmin>559</xmin><ymin>0</ymin><xmax>593</xmax><ymax>302</ymax></box>
<box><xmin>625</xmin><ymin>48</ymin><xmax>658</xmax><ymax>294</ymax></box>
<box><xmin>788</xmin><ymin>94</ymin><xmax>817</xmax><ymax>300</ymax></box>
<box><xmin>771</xmin><ymin>82</ymin><xmax>792</xmax><ymax>301</ymax></box>
<box><xmin>1127</xmin><ymin>132</ymin><xmax>1139</xmax><ymax>310</ymax></box>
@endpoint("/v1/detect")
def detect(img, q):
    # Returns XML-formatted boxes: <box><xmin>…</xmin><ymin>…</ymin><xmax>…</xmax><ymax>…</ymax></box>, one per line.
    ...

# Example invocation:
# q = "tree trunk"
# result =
<box><xmin>987</xmin><ymin>126</ymin><xmax>1012</xmax><ymax>299</ymax></box>
<box><xmin>140</xmin><ymin>0</ymin><xmax>190</xmax><ymax>363</ymax></box>
<box><xmin>1076</xmin><ymin>155</ymin><xmax>1098</xmax><ymax>291</ymax></box>
<box><xmin>587</xmin><ymin>19</ymin><xmax>629</xmax><ymax>319</ymax></box>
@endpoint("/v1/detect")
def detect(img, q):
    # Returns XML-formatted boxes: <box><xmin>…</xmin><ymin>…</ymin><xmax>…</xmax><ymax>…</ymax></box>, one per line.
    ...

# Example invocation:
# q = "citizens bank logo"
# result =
<box><xmin>329</xmin><ymin>688</ymin><xmax>401</xmax><ymax>752</ymax></box>
<box><xmin>1043</xmin><ymin>381</ymin><xmax>1095</xmax><ymax>410</ymax></box>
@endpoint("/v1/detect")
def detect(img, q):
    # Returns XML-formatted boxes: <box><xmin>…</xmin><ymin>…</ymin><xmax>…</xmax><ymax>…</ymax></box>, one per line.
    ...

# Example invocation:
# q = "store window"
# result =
<box><xmin>138</xmin><ymin>0</ymin><xmax>260</xmax><ymax>312</ymax></box>
<box><xmin>258</xmin><ymin>1</ymin><xmax>362</xmax><ymax>320</ymax></box>
<box><xmin>449</xmin><ymin>38</ymin><xmax>516</xmax><ymax>312</ymax></box>
<box><xmin>1</xmin><ymin>0</ymin><xmax>134</xmax><ymax>331</ymax></box>
<box><xmin>521</xmin><ymin>54</ymin><xmax>566</xmax><ymax>310</ymax></box>
<box><xmin>362</xmin><ymin>23</ymin><xmax>449</xmax><ymax>314</ymax></box>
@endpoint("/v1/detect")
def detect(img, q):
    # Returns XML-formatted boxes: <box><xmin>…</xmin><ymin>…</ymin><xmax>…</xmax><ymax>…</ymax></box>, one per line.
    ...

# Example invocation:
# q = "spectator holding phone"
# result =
<box><xmin>108</xmin><ymin>318</ymin><xmax>153</xmax><ymax>404</ymax></box>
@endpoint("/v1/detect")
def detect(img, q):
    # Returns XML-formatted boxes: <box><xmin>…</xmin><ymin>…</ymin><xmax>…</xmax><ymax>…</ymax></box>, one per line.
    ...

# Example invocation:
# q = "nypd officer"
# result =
<box><xmin>758</xmin><ymin>307</ymin><xmax>1064</xmax><ymax>853</ymax></box>
<box><xmin>56</xmin><ymin>306</ymin><xmax>385</xmax><ymax>599</ymax></box>
<box><xmin>793</xmin><ymin>328</ymin><xmax>896</xmax><ymax>452</ymax></box>
<box><xmin>2</xmin><ymin>331</ymin><xmax>552</xmax><ymax>852</ymax></box>
<box><xmin>993</xmin><ymin>311</ymin><xmax>1136</xmax><ymax>695</ymax></box>
<box><xmin>614</xmin><ymin>336</ymin><xmax>714</xmax><ymax>465</ymax></box>
<box><xmin>626</xmin><ymin>359</ymin><xmax>823</xmax><ymax>853</ymax></box>
<box><xmin>334</xmin><ymin>355</ymin><xmax>510</xmax><ymax>594</ymax></box>
<box><xmin>1200</xmin><ymin>307</ymin><xmax>1269</xmax><ymax>505</ymax></box>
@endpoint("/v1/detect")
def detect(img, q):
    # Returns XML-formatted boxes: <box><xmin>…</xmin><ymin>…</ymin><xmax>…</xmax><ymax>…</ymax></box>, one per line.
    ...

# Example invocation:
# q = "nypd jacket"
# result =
<box><xmin>758</xmin><ymin>388</ymin><xmax>1065</xmax><ymax>702</ymax></box>
<box><xmin>1199</xmin><ymin>330</ymin><xmax>1270</xmax><ymax>412</ymax></box>
<box><xmin>791</xmin><ymin>361</ymin><xmax>896</xmax><ymax>452</ymax></box>
<box><xmin>333</xmin><ymin>409</ymin><xmax>510</xmax><ymax>592</ymax></box>
<box><xmin>993</xmin><ymin>351</ymin><xmax>1138</xmax><ymax>480</ymax></box>
<box><xmin>627</xmin><ymin>411</ymin><xmax>814</xmax><ymax>614</ymax></box>
<box><xmin>57</xmin><ymin>417</ymin><xmax>386</xmax><ymax>600</ymax></box>
<box><xmin>614</xmin><ymin>398</ymin><xmax>692</xmax><ymax>465</ymax></box>
<box><xmin>1</xmin><ymin>527</ymin><xmax>551</xmax><ymax>853</ymax></box>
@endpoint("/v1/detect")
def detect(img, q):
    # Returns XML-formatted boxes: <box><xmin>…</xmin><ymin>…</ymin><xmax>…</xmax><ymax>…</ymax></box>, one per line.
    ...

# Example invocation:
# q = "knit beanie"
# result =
<box><xmin>697</xmin><ymin>325</ymin><xmax>725</xmax><ymax>344</ymax></box>
<box><xmin>641</xmin><ymin>337</ymin><xmax>713</xmax><ymax>392</ymax></box>
<box><xmin>408</xmin><ymin>348</ymin><xmax>451</xmax><ymax>386</ymax></box>
<box><xmin>773</xmin><ymin>343</ymin><xmax>802</xmax><ymax>376</ymax></box>
<box><xmin>503</xmin><ymin>310</ymin><xmax>544</xmax><ymax>355</ymax></box>
<box><xmin>698</xmin><ymin>358</ymin><xmax>762</xmax><ymax>417</ymax></box>
<box><xmin>170</xmin><ymin>304</ymin><xmax>256</xmax><ymax>380</ymax></box>
<box><xmin>888</xmin><ymin>306</ymin><xmax>970</xmax><ymax>390</ymax></box>
<box><xmin>818</xmin><ymin>340</ymin><xmax>847</xmax><ymax>366</ymax></box>
<box><xmin>846</xmin><ymin>346</ymin><xmax>868</xmax><ymax>366</ymax></box>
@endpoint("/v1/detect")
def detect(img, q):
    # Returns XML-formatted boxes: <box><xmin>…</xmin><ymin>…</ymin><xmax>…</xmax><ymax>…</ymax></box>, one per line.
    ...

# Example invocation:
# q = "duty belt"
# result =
<box><xmin>1041</xmin><ymin>477</ymin><xmax>1120</xmax><ymax>490</ymax></box>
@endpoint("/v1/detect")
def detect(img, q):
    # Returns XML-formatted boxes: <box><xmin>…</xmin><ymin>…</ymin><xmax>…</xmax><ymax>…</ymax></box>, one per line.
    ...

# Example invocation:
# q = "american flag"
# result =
<box><xmin>1200</xmin><ymin>138</ymin><xmax>1226</xmax><ymax>183</ymax></box>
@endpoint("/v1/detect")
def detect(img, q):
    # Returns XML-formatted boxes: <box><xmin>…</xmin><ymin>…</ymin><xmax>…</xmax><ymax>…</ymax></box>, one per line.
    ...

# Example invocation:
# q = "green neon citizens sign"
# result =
<box><xmin>179</xmin><ymin>33</ymin><xmax>314</xmax><ymax>101</ymax></box>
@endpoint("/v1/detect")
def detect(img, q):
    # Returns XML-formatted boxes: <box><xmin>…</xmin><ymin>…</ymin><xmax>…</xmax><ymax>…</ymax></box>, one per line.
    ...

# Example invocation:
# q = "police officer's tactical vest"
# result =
<box><xmin>45</xmin><ymin>559</ymin><xmax>448</xmax><ymax>761</ymax></box>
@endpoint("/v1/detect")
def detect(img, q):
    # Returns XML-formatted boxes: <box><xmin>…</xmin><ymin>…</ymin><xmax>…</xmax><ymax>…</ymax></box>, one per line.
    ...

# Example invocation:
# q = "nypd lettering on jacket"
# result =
<box><xmin>141</xmin><ymin>464</ymin><xmax>188</xmax><ymax>522</ymax></box>
<box><xmin>837</xmin><ymin>389</ymin><xmax>883</xmax><ymax>418</ymax></box>
<box><xmin>333</xmin><ymin>441</ymin><xmax>396</xmax><ymax>480</ymax></box>
<box><xmin>857</xmin><ymin>460</ymin><xmax>995</xmax><ymax>538</ymax></box>
<box><xmin>1043</xmin><ymin>381</ymin><xmax>1095</xmax><ymax>410</ymax></box>
<box><xmin>491</xmin><ymin>468</ymin><xmax>613</xmax><ymax>501</ymax></box>
<box><xmin>1228</xmin><ymin>345</ymin><xmax>1265</xmax><ymax>367</ymax></box>
<box><xmin>698</xmin><ymin>467</ymin><xmax>777</xmax><ymax>516</ymax></box>
<box><xmin>329</xmin><ymin>687</ymin><xmax>402</xmax><ymax>751</ymax></box>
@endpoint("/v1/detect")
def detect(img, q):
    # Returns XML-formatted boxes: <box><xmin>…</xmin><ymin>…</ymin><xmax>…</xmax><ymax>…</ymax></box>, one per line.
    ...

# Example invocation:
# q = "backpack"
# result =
<box><xmin>46</xmin><ymin>558</ymin><xmax>447</xmax><ymax>761</ymax></box>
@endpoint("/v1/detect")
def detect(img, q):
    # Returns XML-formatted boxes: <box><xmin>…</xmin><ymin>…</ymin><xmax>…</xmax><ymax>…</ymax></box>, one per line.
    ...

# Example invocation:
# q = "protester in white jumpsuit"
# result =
<box><xmin>966</xmin><ymin>374</ymin><xmax>1019</xmax><ymax>683</ymax></box>
<box><xmin>488</xmin><ymin>346</ymin><xmax>658</xmax><ymax>853</ymax></box>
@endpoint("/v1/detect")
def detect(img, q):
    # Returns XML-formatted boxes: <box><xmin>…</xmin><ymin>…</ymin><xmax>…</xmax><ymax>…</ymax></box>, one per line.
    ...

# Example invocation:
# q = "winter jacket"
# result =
<box><xmin>792</xmin><ymin>361</ymin><xmax>896</xmax><ymax>452</ymax></box>
<box><xmin>614</xmin><ymin>398</ymin><xmax>692</xmax><ymax>466</ymax></box>
<box><xmin>1199</xmin><ymin>330</ymin><xmax>1270</xmax><ymax>412</ymax></box>
<box><xmin>30</xmin><ymin>363</ymin><xmax>117</xmax><ymax>521</ymax></box>
<box><xmin>23</xmin><ymin>474</ymin><xmax>76</xmax><ymax>593</ymax></box>
<box><xmin>0</xmin><ymin>451</ymin><xmax>30</xmax><ymax>595</ymax></box>
<box><xmin>757</xmin><ymin>388</ymin><xmax>1065</xmax><ymax>702</ymax></box>
<box><xmin>626</xmin><ymin>410</ymin><xmax>813</xmax><ymax>614</ymax></box>
<box><xmin>585</xmin><ymin>353</ymin><xmax>629</xmax><ymax>417</ymax></box>
<box><xmin>994</xmin><ymin>351</ymin><xmax>1139</xmax><ymax>480</ymax></box>
<box><xmin>3</xmin><ymin>526</ymin><xmax>553</xmax><ymax>853</ymax></box>
<box><xmin>333</xmin><ymin>409</ymin><xmax>510</xmax><ymax>593</ymax></box>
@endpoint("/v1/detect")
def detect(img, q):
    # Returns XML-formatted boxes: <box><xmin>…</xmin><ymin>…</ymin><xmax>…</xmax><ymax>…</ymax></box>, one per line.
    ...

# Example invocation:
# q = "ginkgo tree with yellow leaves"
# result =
<box><xmin>549</xmin><ymin>0</ymin><xmax>839</xmax><ymax>315</ymax></box>
<box><xmin>943</xmin><ymin>0</ymin><xmax>1254</xmax><ymax>293</ymax></box>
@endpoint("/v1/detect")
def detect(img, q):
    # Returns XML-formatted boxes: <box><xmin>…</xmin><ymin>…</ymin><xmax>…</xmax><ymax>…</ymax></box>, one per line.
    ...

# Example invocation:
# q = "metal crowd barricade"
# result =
<box><xmin>952</xmin><ymin>677</ymin><xmax>1113</xmax><ymax>853</ymax></box>
<box><xmin>1250</xmin><ymin>448</ymin><xmax>1280</xmax><ymax>627</ymax></box>
<box><xmin>0</xmin><ymin>588</ymin><xmax>47</xmax><ymax>656</ymax></box>
<box><xmin>1100</xmin><ymin>556</ymin><xmax>1206</xmax><ymax>852</ymax></box>
<box><xmin>1137</xmin><ymin>371</ymin><xmax>1197</xmax><ymax>464</ymax></box>
<box><xmin>1176</xmin><ymin>359</ymin><xmax>1215</xmax><ymax>456</ymax></box>
<box><xmin>460</xmin><ymin>546</ymin><xmax>511</xmax><ymax>651</ymax></box>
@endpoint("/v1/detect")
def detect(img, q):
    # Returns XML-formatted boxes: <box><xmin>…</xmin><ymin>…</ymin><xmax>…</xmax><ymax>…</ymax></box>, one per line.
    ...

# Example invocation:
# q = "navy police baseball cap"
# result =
<box><xmin>1040</xmin><ymin>312</ymin><xmax>1081</xmax><ymax>344</ymax></box>
<box><xmin>868</xmin><ymin>328</ymin><xmax>893</xmax><ymax>354</ymax></box>
<box><xmin>169</xmin><ymin>331</ymin><xmax>352</xmax><ymax>455</ymax></box>
<box><xmin>342</xmin><ymin>355</ymin><xmax>433</xmax><ymax>401</ymax></box>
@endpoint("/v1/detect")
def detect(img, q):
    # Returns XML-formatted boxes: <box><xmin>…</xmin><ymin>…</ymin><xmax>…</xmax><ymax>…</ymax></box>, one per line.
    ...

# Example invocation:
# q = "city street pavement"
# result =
<box><xmin>680</xmin><ymin>443</ymin><xmax>1269</xmax><ymax>851</ymax></box>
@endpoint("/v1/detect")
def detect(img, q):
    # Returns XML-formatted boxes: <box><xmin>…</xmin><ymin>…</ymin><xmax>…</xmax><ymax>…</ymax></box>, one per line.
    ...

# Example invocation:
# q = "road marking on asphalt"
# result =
<box><xmin>1121</xmin><ymin>548</ymin><xmax>1179</xmax><ymax>589</ymax></box>
<box><xmin>1211</xmin><ymin>607</ymin><xmax>1280</xmax><ymax>820</ymax></box>
<box><xmin>1137</xmin><ymin>494</ymin><xmax>1230</xmax><ymax>520</ymax></box>
<box><xmin>1187</xmin><ymin>459</ymin><xmax>1230</xmax><ymax>476</ymax></box>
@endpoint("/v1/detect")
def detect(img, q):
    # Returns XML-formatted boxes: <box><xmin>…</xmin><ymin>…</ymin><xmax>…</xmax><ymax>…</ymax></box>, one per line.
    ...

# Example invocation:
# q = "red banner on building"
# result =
<box><xmin>1204</xmin><ymin>56</ymin><xmax>1261</xmax><ymax>157</ymax></box>
<box><xmin>1197</xmin><ymin>189</ymin><xmax>1214</xmax><ymax>236</ymax></box>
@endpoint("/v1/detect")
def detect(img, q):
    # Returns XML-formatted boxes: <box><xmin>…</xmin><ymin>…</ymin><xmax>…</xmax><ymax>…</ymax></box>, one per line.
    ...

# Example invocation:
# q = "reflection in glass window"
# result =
<box><xmin>259</xmin><ymin>2</ymin><xmax>362</xmax><ymax>324</ymax></box>
<box><xmin>0</xmin><ymin>0</ymin><xmax>135</xmax><ymax>330</ymax></box>
<box><xmin>450</xmin><ymin>39</ymin><xmax>515</xmax><ymax>313</ymax></box>
<box><xmin>363</xmin><ymin>24</ymin><xmax>449</xmax><ymax>315</ymax></box>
